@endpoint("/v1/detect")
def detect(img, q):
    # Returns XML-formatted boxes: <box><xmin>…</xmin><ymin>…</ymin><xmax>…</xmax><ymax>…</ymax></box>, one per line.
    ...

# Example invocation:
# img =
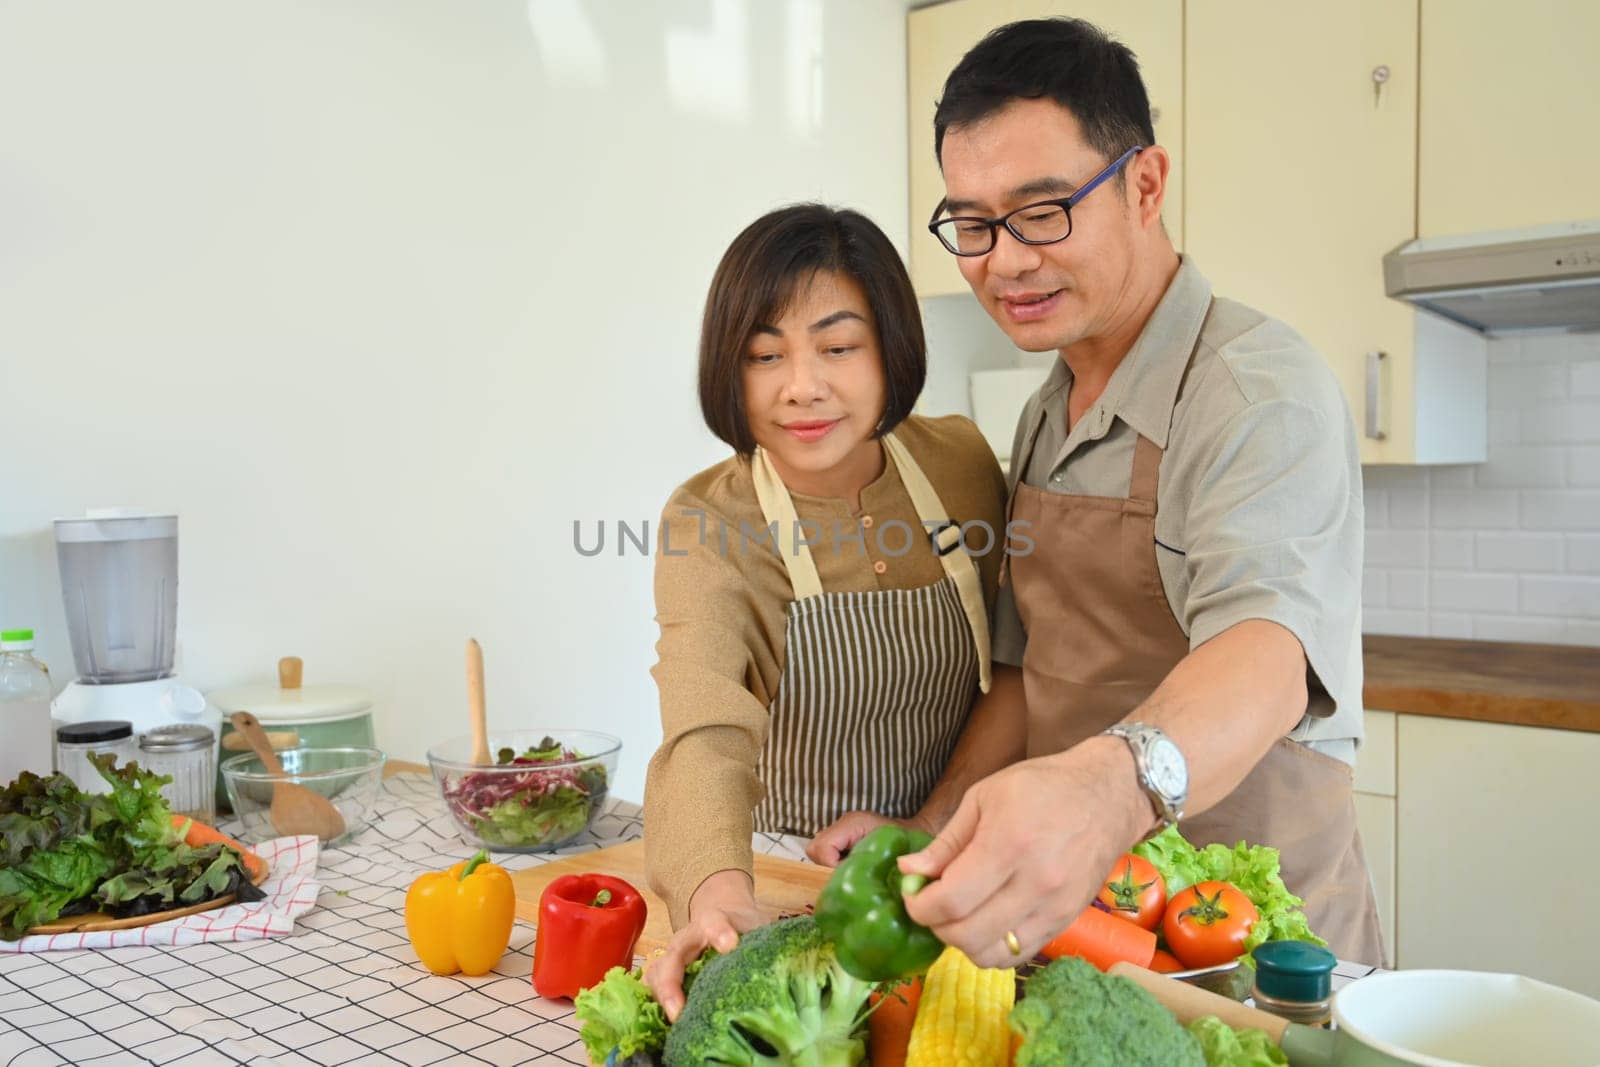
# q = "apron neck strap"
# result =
<box><xmin>1129</xmin><ymin>433</ymin><xmax>1163</xmax><ymax>503</ymax></box>
<box><xmin>881</xmin><ymin>434</ymin><xmax>993</xmax><ymax>694</ymax></box>
<box><xmin>750</xmin><ymin>447</ymin><xmax>825</xmax><ymax>601</ymax></box>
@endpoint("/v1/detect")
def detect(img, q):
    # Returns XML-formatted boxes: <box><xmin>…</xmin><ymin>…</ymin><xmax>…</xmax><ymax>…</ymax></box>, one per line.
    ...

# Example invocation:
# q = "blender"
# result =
<box><xmin>49</xmin><ymin>512</ymin><xmax>221</xmax><ymax>752</ymax></box>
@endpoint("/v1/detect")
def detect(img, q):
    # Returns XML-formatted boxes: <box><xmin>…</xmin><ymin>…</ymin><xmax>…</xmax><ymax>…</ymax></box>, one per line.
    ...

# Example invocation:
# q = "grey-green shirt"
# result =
<box><xmin>991</xmin><ymin>256</ymin><xmax>1365</xmax><ymax>761</ymax></box>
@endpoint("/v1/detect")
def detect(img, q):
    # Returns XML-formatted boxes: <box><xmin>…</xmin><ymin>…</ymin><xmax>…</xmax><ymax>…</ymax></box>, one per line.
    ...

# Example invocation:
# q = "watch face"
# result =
<box><xmin>1147</xmin><ymin>737</ymin><xmax>1188</xmax><ymax>798</ymax></box>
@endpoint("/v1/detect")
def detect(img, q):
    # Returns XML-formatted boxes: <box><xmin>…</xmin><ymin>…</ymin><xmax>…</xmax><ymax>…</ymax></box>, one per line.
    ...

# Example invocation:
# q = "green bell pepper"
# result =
<box><xmin>815</xmin><ymin>824</ymin><xmax>944</xmax><ymax>982</ymax></box>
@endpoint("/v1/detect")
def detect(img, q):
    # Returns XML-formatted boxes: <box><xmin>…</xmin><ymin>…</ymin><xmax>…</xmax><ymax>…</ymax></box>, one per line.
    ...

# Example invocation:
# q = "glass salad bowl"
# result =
<box><xmin>427</xmin><ymin>730</ymin><xmax>621</xmax><ymax>853</ymax></box>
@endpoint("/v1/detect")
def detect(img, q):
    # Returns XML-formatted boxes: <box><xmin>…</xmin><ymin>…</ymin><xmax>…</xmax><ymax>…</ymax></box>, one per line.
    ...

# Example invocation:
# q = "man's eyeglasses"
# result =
<box><xmin>927</xmin><ymin>146</ymin><xmax>1143</xmax><ymax>257</ymax></box>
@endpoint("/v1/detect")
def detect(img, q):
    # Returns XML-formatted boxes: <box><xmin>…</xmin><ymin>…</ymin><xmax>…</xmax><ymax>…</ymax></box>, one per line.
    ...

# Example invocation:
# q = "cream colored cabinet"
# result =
<box><xmin>907</xmin><ymin>0</ymin><xmax>1183</xmax><ymax>298</ymax></box>
<box><xmin>1419</xmin><ymin>0</ymin><xmax>1600</xmax><ymax>237</ymax></box>
<box><xmin>1353</xmin><ymin>710</ymin><xmax>1397</xmax><ymax>966</ymax></box>
<box><xmin>1396</xmin><ymin>715</ymin><xmax>1600</xmax><ymax>999</ymax></box>
<box><xmin>1185</xmin><ymin>2</ymin><xmax>1482</xmax><ymax>466</ymax></box>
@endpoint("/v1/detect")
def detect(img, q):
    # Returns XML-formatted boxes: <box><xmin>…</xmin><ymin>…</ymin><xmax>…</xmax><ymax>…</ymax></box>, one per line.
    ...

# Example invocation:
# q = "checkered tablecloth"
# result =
<box><xmin>0</xmin><ymin>774</ymin><xmax>723</xmax><ymax>1067</ymax></box>
<box><xmin>0</xmin><ymin>774</ymin><xmax>1375</xmax><ymax>1066</ymax></box>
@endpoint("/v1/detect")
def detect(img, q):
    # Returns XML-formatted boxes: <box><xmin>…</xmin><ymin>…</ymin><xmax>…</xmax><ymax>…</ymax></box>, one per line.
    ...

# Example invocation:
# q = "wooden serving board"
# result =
<box><xmin>25</xmin><ymin>817</ymin><xmax>271</xmax><ymax>936</ymax></box>
<box><xmin>509</xmin><ymin>839</ymin><xmax>832</xmax><ymax>955</ymax></box>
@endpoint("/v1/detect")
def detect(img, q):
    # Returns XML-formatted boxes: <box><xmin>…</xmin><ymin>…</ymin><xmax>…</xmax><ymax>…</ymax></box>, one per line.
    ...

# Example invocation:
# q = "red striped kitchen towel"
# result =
<box><xmin>0</xmin><ymin>835</ymin><xmax>321</xmax><ymax>953</ymax></box>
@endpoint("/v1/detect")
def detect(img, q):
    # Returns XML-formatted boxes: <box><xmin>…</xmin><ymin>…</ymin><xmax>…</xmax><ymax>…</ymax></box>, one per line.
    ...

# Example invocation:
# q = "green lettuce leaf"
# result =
<box><xmin>1188</xmin><ymin>1016</ymin><xmax>1289</xmax><ymax>1066</ymax></box>
<box><xmin>574</xmin><ymin>966</ymin><xmax>669</xmax><ymax>1062</ymax></box>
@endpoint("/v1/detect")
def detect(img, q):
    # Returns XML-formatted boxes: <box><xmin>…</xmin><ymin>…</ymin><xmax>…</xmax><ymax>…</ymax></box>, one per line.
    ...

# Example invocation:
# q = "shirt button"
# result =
<box><xmin>872</xmin><ymin>560</ymin><xmax>888</xmax><ymax>575</ymax></box>
<box><xmin>860</xmin><ymin>515</ymin><xmax>874</xmax><ymax>528</ymax></box>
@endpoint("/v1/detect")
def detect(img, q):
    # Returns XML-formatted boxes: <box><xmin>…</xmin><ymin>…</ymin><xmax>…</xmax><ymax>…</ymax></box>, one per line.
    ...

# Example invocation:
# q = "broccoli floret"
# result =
<box><xmin>662</xmin><ymin>915</ymin><xmax>876</xmax><ymax>1067</ymax></box>
<box><xmin>1009</xmin><ymin>957</ymin><xmax>1205</xmax><ymax>1067</ymax></box>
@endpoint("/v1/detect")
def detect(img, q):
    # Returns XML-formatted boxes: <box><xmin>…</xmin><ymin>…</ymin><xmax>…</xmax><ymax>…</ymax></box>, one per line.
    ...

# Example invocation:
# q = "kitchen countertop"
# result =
<box><xmin>1364</xmin><ymin>634</ymin><xmax>1600</xmax><ymax>734</ymax></box>
<box><xmin>0</xmin><ymin>774</ymin><xmax>1379</xmax><ymax>1065</ymax></box>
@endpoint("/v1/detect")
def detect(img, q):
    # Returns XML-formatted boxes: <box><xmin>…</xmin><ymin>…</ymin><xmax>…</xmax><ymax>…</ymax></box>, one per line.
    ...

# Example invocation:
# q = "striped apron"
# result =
<box><xmin>750</xmin><ymin>433</ymin><xmax>992</xmax><ymax>837</ymax></box>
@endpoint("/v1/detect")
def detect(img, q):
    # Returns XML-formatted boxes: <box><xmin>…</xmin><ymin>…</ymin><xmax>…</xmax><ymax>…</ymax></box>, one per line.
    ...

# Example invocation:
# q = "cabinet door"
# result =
<box><xmin>907</xmin><ymin>0</ymin><xmax>1184</xmax><ymax>298</ymax></box>
<box><xmin>1419</xmin><ymin>0</ymin><xmax>1600</xmax><ymax>237</ymax></box>
<box><xmin>1353</xmin><ymin>792</ymin><xmax>1396</xmax><ymax>968</ymax></box>
<box><xmin>1397</xmin><ymin>716</ymin><xmax>1600</xmax><ymax>999</ymax></box>
<box><xmin>1185</xmin><ymin>1</ymin><xmax>1422</xmax><ymax>464</ymax></box>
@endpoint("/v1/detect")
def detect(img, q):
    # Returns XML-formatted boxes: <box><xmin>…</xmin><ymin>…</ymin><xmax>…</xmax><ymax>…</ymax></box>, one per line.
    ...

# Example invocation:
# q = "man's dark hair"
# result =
<box><xmin>698</xmin><ymin>204</ymin><xmax>925</xmax><ymax>456</ymax></box>
<box><xmin>933</xmin><ymin>18</ymin><xmax>1155</xmax><ymax>169</ymax></box>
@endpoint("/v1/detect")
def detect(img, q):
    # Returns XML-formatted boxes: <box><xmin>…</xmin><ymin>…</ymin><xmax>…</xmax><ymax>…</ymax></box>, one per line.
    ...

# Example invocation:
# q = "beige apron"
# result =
<box><xmin>750</xmin><ymin>433</ymin><xmax>991</xmax><ymax>837</ymax></box>
<box><xmin>1004</xmin><ymin>377</ymin><xmax>1385</xmax><ymax>966</ymax></box>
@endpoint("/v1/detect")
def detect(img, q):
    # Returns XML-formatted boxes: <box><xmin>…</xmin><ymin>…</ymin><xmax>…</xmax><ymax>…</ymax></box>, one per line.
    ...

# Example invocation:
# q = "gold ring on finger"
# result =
<box><xmin>1004</xmin><ymin>930</ymin><xmax>1022</xmax><ymax>956</ymax></box>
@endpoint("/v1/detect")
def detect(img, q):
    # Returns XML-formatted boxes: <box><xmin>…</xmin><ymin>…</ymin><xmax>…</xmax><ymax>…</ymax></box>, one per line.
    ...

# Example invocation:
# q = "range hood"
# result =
<box><xmin>1384</xmin><ymin>219</ymin><xmax>1600</xmax><ymax>334</ymax></box>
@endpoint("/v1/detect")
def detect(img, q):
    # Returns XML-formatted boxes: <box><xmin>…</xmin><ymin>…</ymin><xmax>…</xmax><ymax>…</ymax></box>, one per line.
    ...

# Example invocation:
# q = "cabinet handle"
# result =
<box><xmin>1371</xmin><ymin>65</ymin><xmax>1390</xmax><ymax>107</ymax></box>
<box><xmin>1365</xmin><ymin>350</ymin><xmax>1389</xmax><ymax>441</ymax></box>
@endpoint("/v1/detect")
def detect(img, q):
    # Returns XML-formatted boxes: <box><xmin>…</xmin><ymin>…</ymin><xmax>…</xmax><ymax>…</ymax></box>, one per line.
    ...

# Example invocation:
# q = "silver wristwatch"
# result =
<box><xmin>1104</xmin><ymin>722</ymin><xmax>1188</xmax><ymax>831</ymax></box>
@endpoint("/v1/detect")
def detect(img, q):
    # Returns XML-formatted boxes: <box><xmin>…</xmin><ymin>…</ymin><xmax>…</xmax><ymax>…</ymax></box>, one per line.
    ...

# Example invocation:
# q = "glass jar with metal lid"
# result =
<box><xmin>139</xmin><ymin>723</ymin><xmax>217</xmax><ymax>824</ymax></box>
<box><xmin>55</xmin><ymin>720</ymin><xmax>136</xmax><ymax>793</ymax></box>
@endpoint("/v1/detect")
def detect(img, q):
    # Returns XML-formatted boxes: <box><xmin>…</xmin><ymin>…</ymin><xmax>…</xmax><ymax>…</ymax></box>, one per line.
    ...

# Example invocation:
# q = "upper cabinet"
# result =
<box><xmin>1419</xmin><ymin>0</ymin><xmax>1600</xmax><ymax>237</ymax></box>
<box><xmin>907</xmin><ymin>0</ymin><xmax>1183</xmax><ymax>298</ymax></box>
<box><xmin>1183</xmin><ymin>1</ymin><xmax>1484</xmax><ymax>465</ymax></box>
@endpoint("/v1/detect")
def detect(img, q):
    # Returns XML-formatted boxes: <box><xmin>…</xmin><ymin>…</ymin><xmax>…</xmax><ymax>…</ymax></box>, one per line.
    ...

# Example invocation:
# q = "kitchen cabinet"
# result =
<box><xmin>1418</xmin><ymin>0</ymin><xmax>1600</xmax><ymax>238</ymax></box>
<box><xmin>1393</xmin><ymin>715</ymin><xmax>1600</xmax><ymax>999</ymax></box>
<box><xmin>907</xmin><ymin>0</ymin><xmax>1184</xmax><ymax>298</ymax></box>
<box><xmin>1353</xmin><ymin>710</ymin><xmax>1397</xmax><ymax>966</ymax></box>
<box><xmin>1185</xmin><ymin>1</ymin><xmax>1484</xmax><ymax>466</ymax></box>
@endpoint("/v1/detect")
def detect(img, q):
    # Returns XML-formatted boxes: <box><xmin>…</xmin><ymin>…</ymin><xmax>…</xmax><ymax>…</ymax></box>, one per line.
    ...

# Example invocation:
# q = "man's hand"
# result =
<box><xmin>643</xmin><ymin>870</ymin><xmax>766</xmax><ymax>1022</ymax></box>
<box><xmin>806</xmin><ymin>810</ymin><xmax>932</xmax><ymax>867</ymax></box>
<box><xmin>897</xmin><ymin>736</ymin><xmax>1152</xmax><ymax>968</ymax></box>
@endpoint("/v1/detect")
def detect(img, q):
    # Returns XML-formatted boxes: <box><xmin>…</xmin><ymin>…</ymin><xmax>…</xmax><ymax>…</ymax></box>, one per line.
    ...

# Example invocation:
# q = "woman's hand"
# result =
<box><xmin>643</xmin><ymin>869</ymin><xmax>767</xmax><ymax>1022</ymax></box>
<box><xmin>807</xmin><ymin>810</ymin><xmax>934</xmax><ymax>866</ymax></box>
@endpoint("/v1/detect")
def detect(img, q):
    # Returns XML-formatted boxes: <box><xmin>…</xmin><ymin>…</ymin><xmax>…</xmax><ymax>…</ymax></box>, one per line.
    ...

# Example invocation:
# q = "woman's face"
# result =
<box><xmin>742</xmin><ymin>271</ymin><xmax>888</xmax><ymax>500</ymax></box>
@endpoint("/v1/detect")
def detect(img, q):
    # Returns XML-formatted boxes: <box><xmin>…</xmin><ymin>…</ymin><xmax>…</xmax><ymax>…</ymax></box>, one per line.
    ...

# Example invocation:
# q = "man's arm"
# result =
<box><xmin>898</xmin><ymin>620</ymin><xmax>1307</xmax><ymax>968</ymax></box>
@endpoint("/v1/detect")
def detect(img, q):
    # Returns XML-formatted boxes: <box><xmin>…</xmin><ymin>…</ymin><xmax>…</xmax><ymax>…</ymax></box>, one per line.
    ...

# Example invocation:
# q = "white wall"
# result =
<box><xmin>1363</xmin><ymin>330</ymin><xmax>1600</xmax><ymax>645</ymax></box>
<box><xmin>0</xmin><ymin>0</ymin><xmax>910</xmax><ymax>800</ymax></box>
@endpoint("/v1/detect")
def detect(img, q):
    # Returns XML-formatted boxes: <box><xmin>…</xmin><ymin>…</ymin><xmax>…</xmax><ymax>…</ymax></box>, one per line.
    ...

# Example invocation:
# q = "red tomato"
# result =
<box><xmin>1096</xmin><ymin>854</ymin><xmax>1166</xmax><ymax>931</ymax></box>
<box><xmin>1150</xmin><ymin>949</ymin><xmax>1186</xmax><ymax>973</ymax></box>
<box><xmin>1161</xmin><ymin>881</ymin><xmax>1260</xmax><ymax>970</ymax></box>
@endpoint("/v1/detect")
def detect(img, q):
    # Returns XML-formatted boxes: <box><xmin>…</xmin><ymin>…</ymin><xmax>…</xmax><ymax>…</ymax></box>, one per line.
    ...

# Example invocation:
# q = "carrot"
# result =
<box><xmin>1039</xmin><ymin>905</ymin><xmax>1156</xmax><ymax>971</ymax></box>
<box><xmin>1150</xmin><ymin>948</ymin><xmax>1186</xmax><ymax>973</ymax></box>
<box><xmin>174</xmin><ymin>814</ymin><xmax>269</xmax><ymax>885</ymax></box>
<box><xmin>868</xmin><ymin>974</ymin><xmax>922</xmax><ymax>1067</ymax></box>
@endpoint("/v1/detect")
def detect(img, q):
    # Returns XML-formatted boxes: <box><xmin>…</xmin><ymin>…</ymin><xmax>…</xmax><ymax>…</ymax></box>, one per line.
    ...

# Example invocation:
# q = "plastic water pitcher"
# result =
<box><xmin>0</xmin><ymin>629</ymin><xmax>54</xmax><ymax>783</ymax></box>
<box><xmin>54</xmin><ymin>513</ymin><xmax>179</xmax><ymax>684</ymax></box>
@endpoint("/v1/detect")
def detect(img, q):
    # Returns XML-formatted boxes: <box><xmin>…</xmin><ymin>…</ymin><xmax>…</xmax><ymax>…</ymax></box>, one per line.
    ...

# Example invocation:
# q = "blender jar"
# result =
<box><xmin>54</xmin><ymin>514</ymin><xmax>178</xmax><ymax>684</ymax></box>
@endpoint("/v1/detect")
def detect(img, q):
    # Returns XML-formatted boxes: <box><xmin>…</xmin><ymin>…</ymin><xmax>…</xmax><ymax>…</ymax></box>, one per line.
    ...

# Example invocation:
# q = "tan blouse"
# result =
<box><xmin>643</xmin><ymin>414</ymin><xmax>1008</xmax><ymax>927</ymax></box>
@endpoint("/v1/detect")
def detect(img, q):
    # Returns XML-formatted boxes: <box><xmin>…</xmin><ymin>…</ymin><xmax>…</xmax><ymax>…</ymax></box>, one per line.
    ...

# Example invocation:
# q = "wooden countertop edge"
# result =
<box><xmin>1360</xmin><ymin>684</ymin><xmax>1600</xmax><ymax>734</ymax></box>
<box><xmin>1362</xmin><ymin>634</ymin><xmax>1600</xmax><ymax>734</ymax></box>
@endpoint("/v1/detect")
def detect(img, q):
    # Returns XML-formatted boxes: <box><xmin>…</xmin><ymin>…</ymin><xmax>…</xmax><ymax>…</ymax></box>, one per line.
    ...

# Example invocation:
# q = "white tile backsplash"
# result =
<box><xmin>1363</xmin><ymin>330</ymin><xmax>1600</xmax><ymax>647</ymax></box>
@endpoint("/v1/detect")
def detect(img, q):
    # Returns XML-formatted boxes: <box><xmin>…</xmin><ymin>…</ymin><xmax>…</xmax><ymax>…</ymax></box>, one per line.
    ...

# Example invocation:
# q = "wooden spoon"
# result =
<box><xmin>229</xmin><ymin>711</ymin><xmax>347</xmax><ymax>842</ymax></box>
<box><xmin>467</xmin><ymin>638</ymin><xmax>491</xmax><ymax>765</ymax></box>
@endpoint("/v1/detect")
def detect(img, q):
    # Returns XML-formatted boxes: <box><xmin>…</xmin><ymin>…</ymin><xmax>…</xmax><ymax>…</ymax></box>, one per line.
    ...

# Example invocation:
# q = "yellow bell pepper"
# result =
<box><xmin>404</xmin><ymin>849</ymin><xmax>515</xmax><ymax>976</ymax></box>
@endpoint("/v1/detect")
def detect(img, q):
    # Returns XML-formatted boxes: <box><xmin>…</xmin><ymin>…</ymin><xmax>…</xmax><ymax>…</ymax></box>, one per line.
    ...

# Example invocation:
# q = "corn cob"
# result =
<box><xmin>904</xmin><ymin>944</ymin><xmax>1017</xmax><ymax>1065</ymax></box>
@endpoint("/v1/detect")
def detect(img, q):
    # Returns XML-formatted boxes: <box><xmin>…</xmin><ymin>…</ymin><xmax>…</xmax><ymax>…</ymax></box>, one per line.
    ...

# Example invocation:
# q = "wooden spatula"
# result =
<box><xmin>467</xmin><ymin>638</ymin><xmax>491</xmax><ymax>765</ymax></box>
<box><xmin>229</xmin><ymin>711</ymin><xmax>347</xmax><ymax>843</ymax></box>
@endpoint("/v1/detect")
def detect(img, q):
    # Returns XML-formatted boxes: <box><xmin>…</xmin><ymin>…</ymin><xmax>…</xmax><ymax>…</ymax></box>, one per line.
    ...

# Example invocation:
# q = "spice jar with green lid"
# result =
<box><xmin>1252</xmin><ymin>940</ymin><xmax>1338</xmax><ymax>1027</ymax></box>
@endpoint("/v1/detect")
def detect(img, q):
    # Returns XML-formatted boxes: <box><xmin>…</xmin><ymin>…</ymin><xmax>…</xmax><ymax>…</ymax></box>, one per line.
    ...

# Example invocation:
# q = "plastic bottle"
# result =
<box><xmin>0</xmin><ymin>628</ymin><xmax>55</xmax><ymax>785</ymax></box>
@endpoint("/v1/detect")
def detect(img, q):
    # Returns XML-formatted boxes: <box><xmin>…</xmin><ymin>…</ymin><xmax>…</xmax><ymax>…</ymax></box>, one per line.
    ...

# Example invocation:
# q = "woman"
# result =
<box><xmin>642</xmin><ymin>204</ymin><xmax>1008</xmax><ymax>1016</ymax></box>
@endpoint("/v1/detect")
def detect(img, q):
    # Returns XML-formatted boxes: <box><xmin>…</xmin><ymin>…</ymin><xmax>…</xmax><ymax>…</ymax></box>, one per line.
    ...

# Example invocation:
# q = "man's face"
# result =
<box><xmin>938</xmin><ymin>98</ymin><xmax>1144</xmax><ymax>353</ymax></box>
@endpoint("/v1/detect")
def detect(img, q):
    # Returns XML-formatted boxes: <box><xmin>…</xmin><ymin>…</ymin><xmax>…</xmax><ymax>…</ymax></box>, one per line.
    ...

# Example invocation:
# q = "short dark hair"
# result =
<box><xmin>698</xmin><ymin>204</ymin><xmax>925</xmax><ymax>456</ymax></box>
<box><xmin>933</xmin><ymin>18</ymin><xmax>1155</xmax><ymax>170</ymax></box>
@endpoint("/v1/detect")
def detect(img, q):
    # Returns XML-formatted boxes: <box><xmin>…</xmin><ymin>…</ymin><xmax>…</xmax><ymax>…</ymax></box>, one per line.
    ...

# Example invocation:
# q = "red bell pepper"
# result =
<box><xmin>531</xmin><ymin>873</ymin><xmax>648</xmax><ymax>1000</ymax></box>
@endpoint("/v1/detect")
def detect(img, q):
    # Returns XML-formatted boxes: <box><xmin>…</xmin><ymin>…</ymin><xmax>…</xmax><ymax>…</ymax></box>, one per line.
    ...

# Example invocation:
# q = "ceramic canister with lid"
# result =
<box><xmin>207</xmin><ymin>657</ymin><xmax>375</xmax><ymax>810</ymax></box>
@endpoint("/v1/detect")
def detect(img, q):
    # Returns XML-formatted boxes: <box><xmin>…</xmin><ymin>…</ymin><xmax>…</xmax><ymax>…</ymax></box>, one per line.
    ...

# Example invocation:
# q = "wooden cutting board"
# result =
<box><xmin>509</xmin><ymin>839</ymin><xmax>832</xmax><ymax>955</ymax></box>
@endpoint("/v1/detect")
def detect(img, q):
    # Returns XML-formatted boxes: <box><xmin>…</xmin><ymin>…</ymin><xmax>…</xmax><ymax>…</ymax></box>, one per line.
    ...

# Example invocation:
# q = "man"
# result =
<box><xmin>810</xmin><ymin>17</ymin><xmax>1381</xmax><ymax>967</ymax></box>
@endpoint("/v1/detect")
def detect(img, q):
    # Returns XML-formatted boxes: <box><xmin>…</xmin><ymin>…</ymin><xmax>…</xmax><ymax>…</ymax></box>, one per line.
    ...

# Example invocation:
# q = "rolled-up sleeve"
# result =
<box><xmin>643</xmin><ymin>494</ymin><xmax>769</xmax><ymax>929</ymax></box>
<box><xmin>1180</xmin><ymin>397</ymin><xmax>1361</xmax><ymax>717</ymax></box>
